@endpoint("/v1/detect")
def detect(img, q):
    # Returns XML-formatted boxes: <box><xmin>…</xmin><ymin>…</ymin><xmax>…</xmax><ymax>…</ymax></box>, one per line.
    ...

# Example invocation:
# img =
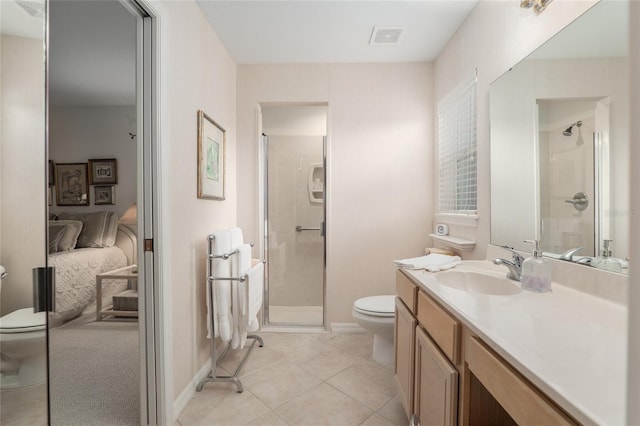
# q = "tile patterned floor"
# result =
<box><xmin>176</xmin><ymin>332</ymin><xmax>408</xmax><ymax>426</ymax></box>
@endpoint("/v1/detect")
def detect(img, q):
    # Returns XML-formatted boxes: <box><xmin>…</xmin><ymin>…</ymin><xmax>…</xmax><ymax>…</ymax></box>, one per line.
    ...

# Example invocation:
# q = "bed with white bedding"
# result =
<box><xmin>48</xmin><ymin>212</ymin><xmax>136</xmax><ymax>326</ymax></box>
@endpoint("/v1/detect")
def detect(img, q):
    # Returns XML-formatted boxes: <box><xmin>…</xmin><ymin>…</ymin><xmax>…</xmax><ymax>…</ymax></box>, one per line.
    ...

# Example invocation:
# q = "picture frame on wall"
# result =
<box><xmin>88</xmin><ymin>158</ymin><xmax>118</xmax><ymax>185</ymax></box>
<box><xmin>197</xmin><ymin>110</ymin><xmax>226</xmax><ymax>200</ymax></box>
<box><xmin>94</xmin><ymin>185</ymin><xmax>115</xmax><ymax>205</ymax></box>
<box><xmin>56</xmin><ymin>163</ymin><xmax>89</xmax><ymax>206</ymax></box>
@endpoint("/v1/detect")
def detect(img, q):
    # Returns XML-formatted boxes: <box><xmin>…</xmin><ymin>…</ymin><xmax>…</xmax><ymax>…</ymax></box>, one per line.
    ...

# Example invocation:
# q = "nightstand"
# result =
<box><xmin>96</xmin><ymin>264</ymin><xmax>138</xmax><ymax>321</ymax></box>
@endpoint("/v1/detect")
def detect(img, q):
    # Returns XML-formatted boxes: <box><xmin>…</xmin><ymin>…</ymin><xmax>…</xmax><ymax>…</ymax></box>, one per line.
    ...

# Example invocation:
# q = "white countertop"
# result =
<box><xmin>404</xmin><ymin>260</ymin><xmax>627</xmax><ymax>426</ymax></box>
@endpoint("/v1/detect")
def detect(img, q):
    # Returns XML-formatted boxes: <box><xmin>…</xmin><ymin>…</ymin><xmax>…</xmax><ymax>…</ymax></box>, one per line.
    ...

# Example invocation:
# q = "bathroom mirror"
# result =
<box><xmin>490</xmin><ymin>0</ymin><xmax>629</xmax><ymax>271</ymax></box>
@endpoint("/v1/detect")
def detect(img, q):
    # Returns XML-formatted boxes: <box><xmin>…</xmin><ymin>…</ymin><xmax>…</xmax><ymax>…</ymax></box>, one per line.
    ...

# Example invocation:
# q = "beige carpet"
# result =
<box><xmin>49</xmin><ymin>314</ymin><xmax>139</xmax><ymax>426</ymax></box>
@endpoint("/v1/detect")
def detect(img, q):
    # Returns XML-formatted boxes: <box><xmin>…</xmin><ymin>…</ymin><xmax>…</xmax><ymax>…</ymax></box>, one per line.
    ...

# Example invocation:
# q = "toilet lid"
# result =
<box><xmin>354</xmin><ymin>295</ymin><xmax>395</xmax><ymax>317</ymax></box>
<box><xmin>0</xmin><ymin>308</ymin><xmax>46</xmax><ymax>333</ymax></box>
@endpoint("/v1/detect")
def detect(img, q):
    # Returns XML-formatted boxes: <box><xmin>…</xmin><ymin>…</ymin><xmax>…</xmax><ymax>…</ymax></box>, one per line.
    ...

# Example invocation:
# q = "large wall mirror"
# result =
<box><xmin>490</xmin><ymin>0</ymin><xmax>629</xmax><ymax>273</ymax></box>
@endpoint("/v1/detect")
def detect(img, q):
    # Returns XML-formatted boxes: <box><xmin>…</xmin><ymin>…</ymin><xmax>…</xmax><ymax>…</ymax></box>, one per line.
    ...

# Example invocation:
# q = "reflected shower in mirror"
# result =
<box><xmin>490</xmin><ymin>0</ymin><xmax>629</xmax><ymax>273</ymax></box>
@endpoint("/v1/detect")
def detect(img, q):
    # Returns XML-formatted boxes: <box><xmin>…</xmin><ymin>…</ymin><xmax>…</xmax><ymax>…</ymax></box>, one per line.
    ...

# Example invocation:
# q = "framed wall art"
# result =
<box><xmin>197</xmin><ymin>110</ymin><xmax>226</xmax><ymax>200</ymax></box>
<box><xmin>89</xmin><ymin>158</ymin><xmax>118</xmax><ymax>185</ymax></box>
<box><xmin>56</xmin><ymin>163</ymin><xmax>89</xmax><ymax>206</ymax></box>
<box><xmin>94</xmin><ymin>185</ymin><xmax>115</xmax><ymax>205</ymax></box>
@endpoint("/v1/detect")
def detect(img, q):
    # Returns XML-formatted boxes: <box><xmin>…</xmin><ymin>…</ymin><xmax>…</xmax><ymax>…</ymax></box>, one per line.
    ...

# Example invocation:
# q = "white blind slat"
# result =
<box><xmin>438</xmin><ymin>77</ymin><xmax>477</xmax><ymax>213</ymax></box>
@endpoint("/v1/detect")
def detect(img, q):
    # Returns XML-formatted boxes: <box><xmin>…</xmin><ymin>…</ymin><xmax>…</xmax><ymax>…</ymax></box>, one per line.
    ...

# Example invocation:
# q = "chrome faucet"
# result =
<box><xmin>559</xmin><ymin>246</ymin><xmax>583</xmax><ymax>261</ymax></box>
<box><xmin>493</xmin><ymin>245</ymin><xmax>524</xmax><ymax>282</ymax></box>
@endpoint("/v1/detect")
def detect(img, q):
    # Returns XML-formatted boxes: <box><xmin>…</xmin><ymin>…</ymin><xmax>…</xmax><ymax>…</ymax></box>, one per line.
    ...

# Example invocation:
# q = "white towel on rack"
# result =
<box><xmin>394</xmin><ymin>253</ymin><xmax>462</xmax><ymax>272</ymax></box>
<box><xmin>229</xmin><ymin>228</ymin><xmax>244</xmax><ymax>348</ymax></box>
<box><xmin>231</xmin><ymin>243</ymin><xmax>252</xmax><ymax>349</ymax></box>
<box><xmin>245</xmin><ymin>260</ymin><xmax>264</xmax><ymax>334</ymax></box>
<box><xmin>208</xmin><ymin>230</ymin><xmax>233</xmax><ymax>341</ymax></box>
<box><xmin>229</xmin><ymin>227</ymin><xmax>244</xmax><ymax>248</ymax></box>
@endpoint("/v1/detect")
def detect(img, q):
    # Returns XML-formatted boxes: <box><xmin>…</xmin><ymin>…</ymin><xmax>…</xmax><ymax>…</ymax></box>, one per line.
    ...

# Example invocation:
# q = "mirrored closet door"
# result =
<box><xmin>0</xmin><ymin>0</ymin><xmax>49</xmax><ymax>424</ymax></box>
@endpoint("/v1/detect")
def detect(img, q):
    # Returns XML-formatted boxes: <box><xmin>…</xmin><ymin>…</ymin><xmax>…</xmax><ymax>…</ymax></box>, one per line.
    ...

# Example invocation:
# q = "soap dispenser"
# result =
<box><xmin>592</xmin><ymin>240</ymin><xmax>622</xmax><ymax>273</ymax></box>
<box><xmin>521</xmin><ymin>239</ymin><xmax>552</xmax><ymax>293</ymax></box>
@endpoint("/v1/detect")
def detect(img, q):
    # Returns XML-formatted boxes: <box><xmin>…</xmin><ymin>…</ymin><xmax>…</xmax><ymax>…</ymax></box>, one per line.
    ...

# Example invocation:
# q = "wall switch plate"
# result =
<box><xmin>435</xmin><ymin>223</ymin><xmax>449</xmax><ymax>236</ymax></box>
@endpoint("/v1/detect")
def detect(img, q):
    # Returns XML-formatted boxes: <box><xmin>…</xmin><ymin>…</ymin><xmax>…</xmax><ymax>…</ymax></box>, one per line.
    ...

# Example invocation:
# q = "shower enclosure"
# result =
<box><xmin>537</xmin><ymin>98</ymin><xmax>610</xmax><ymax>257</ymax></box>
<box><xmin>261</xmin><ymin>105</ymin><xmax>327</xmax><ymax>327</ymax></box>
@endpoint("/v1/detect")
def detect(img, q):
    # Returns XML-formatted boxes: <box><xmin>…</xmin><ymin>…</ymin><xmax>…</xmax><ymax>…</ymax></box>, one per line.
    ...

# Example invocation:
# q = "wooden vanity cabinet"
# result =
<box><xmin>466</xmin><ymin>336</ymin><xmax>578</xmax><ymax>426</ymax></box>
<box><xmin>395</xmin><ymin>269</ymin><xmax>579</xmax><ymax>426</ymax></box>
<box><xmin>395</xmin><ymin>297</ymin><xmax>417</xmax><ymax>417</ymax></box>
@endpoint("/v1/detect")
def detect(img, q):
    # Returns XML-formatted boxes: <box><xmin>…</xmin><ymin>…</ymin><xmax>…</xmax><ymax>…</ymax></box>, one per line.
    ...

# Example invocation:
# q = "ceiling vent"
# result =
<box><xmin>369</xmin><ymin>27</ymin><xmax>405</xmax><ymax>45</ymax></box>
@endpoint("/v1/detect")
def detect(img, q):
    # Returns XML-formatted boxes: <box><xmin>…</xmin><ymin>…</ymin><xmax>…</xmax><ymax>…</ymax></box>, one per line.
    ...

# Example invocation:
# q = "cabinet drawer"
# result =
<box><xmin>416</xmin><ymin>291</ymin><xmax>460</xmax><ymax>364</ymax></box>
<box><xmin>396</xmin><ymin>269</ymin><xmax>418</xmax><ymax>314</ymax></box>
<box><xmin>466</xmin><ymin>336</ymin><xmax>578</xmax><ymax>426</ymax></box>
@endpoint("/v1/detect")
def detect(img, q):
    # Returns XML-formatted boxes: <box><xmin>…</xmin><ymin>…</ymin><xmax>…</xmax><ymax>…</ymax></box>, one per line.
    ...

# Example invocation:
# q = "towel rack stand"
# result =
<box><xmin>196</xmin><ymin>235</ymin><xmax>264</xmax><ymax>393</ymax></box>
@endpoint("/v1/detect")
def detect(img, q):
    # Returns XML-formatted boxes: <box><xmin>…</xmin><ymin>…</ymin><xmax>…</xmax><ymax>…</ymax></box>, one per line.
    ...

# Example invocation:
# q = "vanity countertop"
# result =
<box><xmin>404</xmin><ymin>260</ymin><xmax>627</xmax><ymax>426</ymax></box>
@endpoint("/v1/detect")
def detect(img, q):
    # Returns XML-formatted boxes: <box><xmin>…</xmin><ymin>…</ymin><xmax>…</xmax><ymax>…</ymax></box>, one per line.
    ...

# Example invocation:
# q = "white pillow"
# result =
<box><xmin>48</xmin><ymin>220</ymin><xmax>84</xmax><ymax>251</ymax></box>
<box><xmin>102</xmin><ymin>212</ymin><xmax>119</xmax><ymax>247</ymax></box>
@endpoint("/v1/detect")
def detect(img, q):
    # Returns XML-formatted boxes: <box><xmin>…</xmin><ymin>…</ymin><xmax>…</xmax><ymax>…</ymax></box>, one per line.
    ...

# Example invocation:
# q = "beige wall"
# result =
<box><xmin>49</xmin><ymin>106</ymin><xmax>137</xmax><ymax>218</ymax></box>
<box><xmin>160</xmin><ymin>1</ymin><xmax>237</xmax><ymax>400</ymax></box>
<box><xmin>237</xmin><ymin>63</ymin><xmax>434</xmax><ymax>325</ymax></box>
<box><xmin>433</xmin><ymin>0</ymin><xmax>597</xmax><ymax>260</ymax></box>
<box><xmin>0</xmin><ymin>35</ymin><xmax>46</xmax><ymax>315</ymax></box>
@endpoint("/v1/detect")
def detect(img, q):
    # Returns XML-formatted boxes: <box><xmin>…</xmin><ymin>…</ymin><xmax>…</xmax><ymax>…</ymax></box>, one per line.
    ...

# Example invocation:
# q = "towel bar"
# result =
<box><xmin>197</xmin><ymin>235</ymin><xmax>264</xmax><ymax>393</ymax></box>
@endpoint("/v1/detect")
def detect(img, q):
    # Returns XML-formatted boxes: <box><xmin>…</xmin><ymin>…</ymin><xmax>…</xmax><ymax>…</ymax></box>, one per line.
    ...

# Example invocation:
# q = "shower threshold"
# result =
<box><xmin>268</xmin><ymin>305</ymin><xmax>323</xmax><ymax>325</ymax></box>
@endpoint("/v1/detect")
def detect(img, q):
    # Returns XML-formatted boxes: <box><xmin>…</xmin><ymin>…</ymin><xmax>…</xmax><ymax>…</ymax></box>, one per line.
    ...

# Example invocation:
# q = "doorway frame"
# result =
<box><xmin>121</xmin><ymin>0</ymin><xmax>172</xmax><ymax>423</ymax></box>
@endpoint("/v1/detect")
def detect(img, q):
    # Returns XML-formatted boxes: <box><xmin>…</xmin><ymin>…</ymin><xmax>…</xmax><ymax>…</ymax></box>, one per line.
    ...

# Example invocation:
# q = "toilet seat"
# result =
<box><xmin>353</xmin><ymin>295</ymin><xmax>395</xmax><ymax>318</ymax></box>
<box><xmin>0</xmin><ymin>308</ymin><xmax>46</xmax><ymax>334</ymax></box>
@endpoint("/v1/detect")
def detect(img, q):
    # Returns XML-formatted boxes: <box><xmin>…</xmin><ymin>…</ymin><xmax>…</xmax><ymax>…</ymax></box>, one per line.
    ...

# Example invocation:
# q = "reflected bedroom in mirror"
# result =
<box><xmin>489</xmin><ymin>0</ymin><xmax>629</xmax><ymax>274</ymax></box>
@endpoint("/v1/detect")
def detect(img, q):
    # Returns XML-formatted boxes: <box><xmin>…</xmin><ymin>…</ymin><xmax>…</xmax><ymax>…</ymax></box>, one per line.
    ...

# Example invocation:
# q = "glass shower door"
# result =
<box><xmin>0</xmin><ymin>0</ymin><xmax>49</xmax><ymax>423</ymax></box>
<box><xmin>264</xmin><ymin>135</ymin><xmax>325</xmax><ymax>326</ymax></box>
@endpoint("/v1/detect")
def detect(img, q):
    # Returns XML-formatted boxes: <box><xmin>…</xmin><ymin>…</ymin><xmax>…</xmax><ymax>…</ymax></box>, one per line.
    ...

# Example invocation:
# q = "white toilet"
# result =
<box><xmin>352</xmin><ymin>295</ymin><xmax>396</xmax><ymax>366</ymax></box>
<box><xmin>0</xmin><ymin>266</ymin><xmax>47</xmax><ymax>389</ymax></box>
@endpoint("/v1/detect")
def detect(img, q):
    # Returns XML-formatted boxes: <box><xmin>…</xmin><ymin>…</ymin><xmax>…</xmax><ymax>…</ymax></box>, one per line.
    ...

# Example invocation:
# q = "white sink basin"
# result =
<box><xmin>436</xmin><ymin>270</ymin><xmax>521</xmax><ymax>295</ymax></box>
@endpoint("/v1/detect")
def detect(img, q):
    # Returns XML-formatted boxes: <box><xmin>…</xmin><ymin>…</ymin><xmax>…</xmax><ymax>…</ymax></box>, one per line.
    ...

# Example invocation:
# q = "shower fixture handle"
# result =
<box><xmin>295</xmin><ymin>225</ymin><xmax>321</xmax><ymax>232</ymax></box>
<box><xmin>565</xmin><ymin>192</ymin><xmax>589</xmax><ymax>211</ymax></box>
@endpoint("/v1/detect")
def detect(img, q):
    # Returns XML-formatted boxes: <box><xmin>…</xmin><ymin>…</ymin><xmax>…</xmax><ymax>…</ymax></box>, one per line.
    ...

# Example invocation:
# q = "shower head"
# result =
<box><xmin>562</xmin><ymin>120</ymin><xmax>582</xmax><ymax>136</ymax></box>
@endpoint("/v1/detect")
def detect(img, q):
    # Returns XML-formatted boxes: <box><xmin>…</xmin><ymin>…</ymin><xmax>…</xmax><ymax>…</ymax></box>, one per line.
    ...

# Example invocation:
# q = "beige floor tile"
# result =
<box><xmin>361</xmin><ymin>414</ymin><xmax>396</xmax><ymax>426</ymax></box>
<box><xmin>298</xmin><ymin>344</ymin><xmax>360</xmax><ymax>381</ymax></box>
<box><xmin>244</xmin><ymin>412</ymin><xmax>289</xmax><ymax>426</ymax></box>
<box><xmin>260</xmin><ymin>332</ymin><xmax>332</xmax><ymax>364</ymax></box>
<box><xmin>326</xmin><ymin>333</ymin><xmax>374</xmax><ymax>358</ymax></box>
<box><xmin>377</xmin><ymin>395</ymin><xmax>408</xmax><ymax>425</ymax></box>
<box><xmin>241</xmin><ymin>362</ymin><xmax>322</xmax><ymax>409</ymax></box>
<box><xmin>276</xmin><ymin>383</ymin><xmax>372</xmax><ymax>426</ymax></box>
<box><xmin>217</xmin><ymin>342</ymin><xmax>285</xmax><ymax>378</ymax></box>
<box><xmin>0</xmin><ymin>384</ymin><xmax>48</xmax><ymax>426</ymax></box>
<box><xmin>327</xmin><ymin>359</ymin><xmax>397</xmax><ymax>411</ymax></box>
<box><xmin>177</xmin><ymin>385</ymin><xmax>269</xmax><ymax>425</ymax></box>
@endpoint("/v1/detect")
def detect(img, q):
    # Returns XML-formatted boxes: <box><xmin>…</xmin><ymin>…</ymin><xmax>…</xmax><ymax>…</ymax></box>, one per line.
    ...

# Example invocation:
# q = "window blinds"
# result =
<box><xmin>437</xmin><ymin>76</ymin><xmax>477</xmax><ymax>213</ymax></box>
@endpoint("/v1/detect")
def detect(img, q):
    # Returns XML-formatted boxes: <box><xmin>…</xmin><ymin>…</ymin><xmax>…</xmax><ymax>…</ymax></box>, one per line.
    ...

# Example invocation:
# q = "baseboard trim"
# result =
<box><xmin>173</xmin><ymin>358</ymin><xmax>212</xmax><ymax>422</ymax></box>
<box><xmin>330</xmin><ymin>322</ymin><xmax>367</xmax><ymax>333</ymax></box>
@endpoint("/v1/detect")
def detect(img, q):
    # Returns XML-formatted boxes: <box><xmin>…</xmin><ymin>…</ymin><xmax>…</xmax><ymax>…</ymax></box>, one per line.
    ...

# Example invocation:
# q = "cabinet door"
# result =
<box><xmin>414</xmin><ymin>326</ymin><xmax>458</xmax><ymax>426</ymax></box>
<box><xmin>395</xmin><ymin>297</ymin><xmax>417</xmax><ymax>418</ymax></box>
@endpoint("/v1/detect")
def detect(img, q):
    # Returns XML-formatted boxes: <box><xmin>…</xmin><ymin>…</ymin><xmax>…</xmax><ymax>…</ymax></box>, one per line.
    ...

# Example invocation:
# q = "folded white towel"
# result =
<box><xmin>232</xmin><ymin>244</ymin><xmax>253</xmax><ymax>349</ymax></box>
<box><xmin>394</xmin><ymin>253</ymin><xmax>462</xmax><ymax>272</ymax></box>
<box><xmin>246</xmin><ymin>260</ymin><xmax>264</xmax><ymax>333</ymax></box>
<box><xmin>207</xmin><ymin>230</ymin><xmax>232</xmax><ymax>341</ymax></box>
<box><xmin>229</xmin><ymin>227</ymin><xmax>244</xmax><ymax>249</ymax></box>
